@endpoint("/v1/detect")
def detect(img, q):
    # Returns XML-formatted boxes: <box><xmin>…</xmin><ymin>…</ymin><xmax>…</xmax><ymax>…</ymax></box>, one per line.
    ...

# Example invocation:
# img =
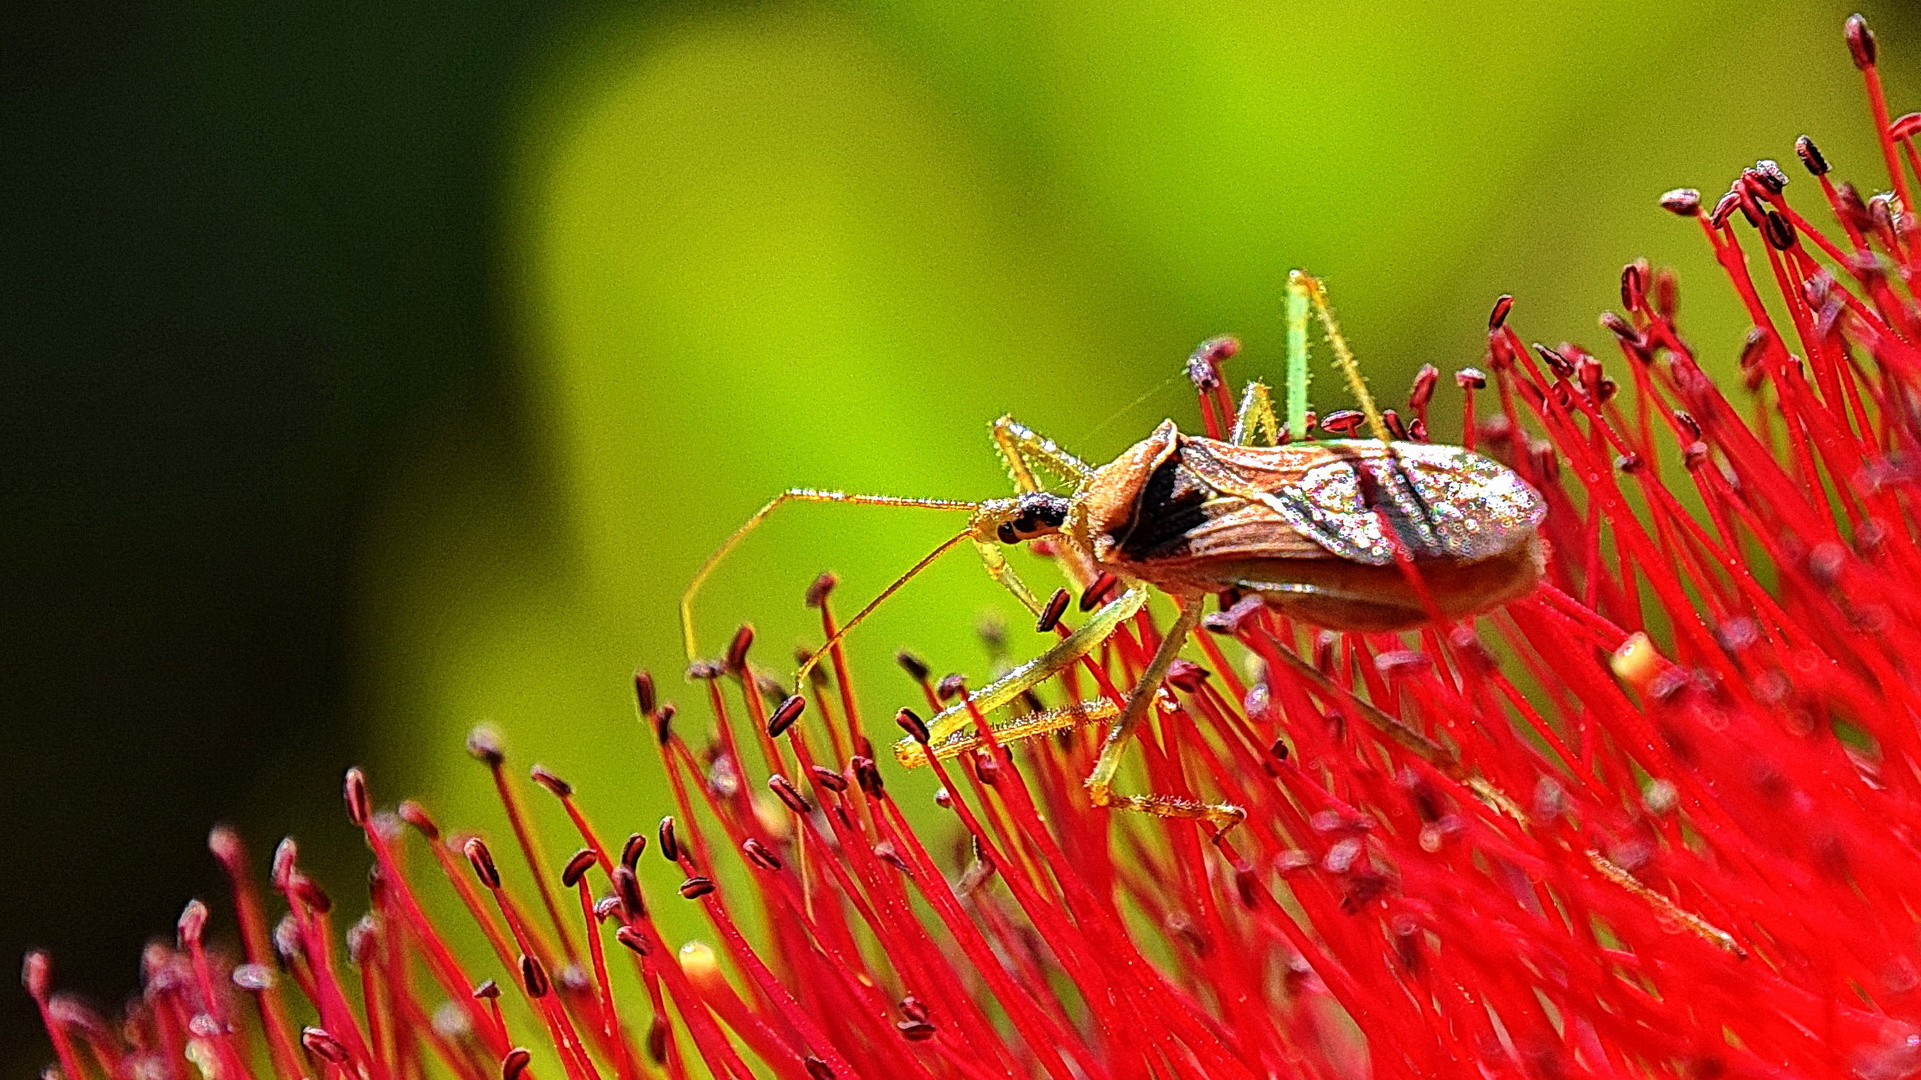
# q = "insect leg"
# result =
<box><xmin>895</xmin><ymin>586</ymin><xmax>1150</xmax><ymax>767</ymax></box>
<box><xmin>1289</xmin><ymin>270</ymin><xmax>1392</xmax><ymax>445</ymax></box>
<box><xmin>1230</xmin><ymin>380</ymin><xmax>1281</xmax><ymax>447</ymax></box>
<box><xmin>1285</xmin><ymin>274</ymin><xmax>1312</xmax><ymax>439</ymax></box>
<box><xmin>989</xmin><ymin>415</ymin><xmax>1101</xmax><ymax>585</ymax></box>
<box><xmin>1084</xmin><ymin>595</ymin><xmax>1246</xmax><ymax>836</ymax></box>
<box><xmin>682</xmin><ymin>488</ymin><xmax>977</xmax><ymax>662</ymax></box>
<box><xmin>990</xmin><ymin>415</ymin><xmax>1095</xmax><ymax>492</ymax></box>
<box><xmin>973</xmin><ymin>539</ymin><xmax>1048</xmax><ymax>616</ymax></box>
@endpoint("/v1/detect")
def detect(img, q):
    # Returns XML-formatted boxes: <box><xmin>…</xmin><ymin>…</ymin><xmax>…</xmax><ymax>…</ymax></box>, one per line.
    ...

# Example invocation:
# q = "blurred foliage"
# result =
<box><xmin>360</xmin><ymin>0</ymin><xmax>1914</xmax><ymax>950</ymax></box>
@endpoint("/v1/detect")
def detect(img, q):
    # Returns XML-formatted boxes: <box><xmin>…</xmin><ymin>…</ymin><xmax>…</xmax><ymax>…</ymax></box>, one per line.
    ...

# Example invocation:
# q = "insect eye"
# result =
<box><xmin>996</xmin><ymin>523</ymin><xmax>1020</xmax><ymax>545</ymax></box>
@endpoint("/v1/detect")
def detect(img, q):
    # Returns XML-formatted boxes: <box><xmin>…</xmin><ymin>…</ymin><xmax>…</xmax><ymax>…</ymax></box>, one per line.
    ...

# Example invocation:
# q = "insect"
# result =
<box><xmin>682</xmin><ymin>271</ymin><xmax>1545</xmax><ymax>834</ymax></box>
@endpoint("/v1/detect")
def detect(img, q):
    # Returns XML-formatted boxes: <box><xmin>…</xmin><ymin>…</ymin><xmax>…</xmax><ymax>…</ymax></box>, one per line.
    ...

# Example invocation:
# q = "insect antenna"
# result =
<box><xmin>793</xmin><ymin>526</ymin><xmax>980</xmax><ymax>690</ymax></box>
<box><xmin>681</xmin><ymin>490</ymin><xmax>979</xmax><ymax>662</ymax></box>
<box><xmin>1288</xmin><ymin>270</ymin><xmax>1392</xmax><ymax>444</ymax></box>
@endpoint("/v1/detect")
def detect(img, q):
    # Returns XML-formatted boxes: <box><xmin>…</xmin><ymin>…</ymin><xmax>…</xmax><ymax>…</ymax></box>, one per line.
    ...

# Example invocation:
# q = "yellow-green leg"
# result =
<box><xmin>895</xmin><ymin>587</ymin><xmax>1150</xmax><ymax>767</ymax></box>
<box><xmin>1084</xmin><ymin>595</ymin><xmax>1246</xmax><ymax>836</ymax></box>
<box><xmin>1231</xmin><ymin>380</ymin><xmax>1281</xmax><ymax>447</ymax></box>
<box><xmin>990</xmin><ymin>415</ymin><xmax>1094</xmax><ymax>491</ymax></box>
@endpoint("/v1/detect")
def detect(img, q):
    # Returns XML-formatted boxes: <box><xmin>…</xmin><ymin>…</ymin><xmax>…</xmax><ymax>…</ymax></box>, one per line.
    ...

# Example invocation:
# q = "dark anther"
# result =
<box><xmin>397</xmin><ymin>801</ymin><xmax>440</xmax><ymax>841</ymax></box>
<box><xmin>936</xmin><ymin>673</ymin><xmax>967</xmax><ymax>701</ymax></box>
<box><xmin>1708</xmin><ymin>190</ymin><xmax>1741</xmax><ymax>229</ymax></box>
<box><xmin>646</xmin><ymin>1018</ymin><xmax>670</xmax><ymax>1065</ymax></box>
<box><xmin>653</xmin><ymin>702</ymin><xmax>675</xmax><ymax>746</ymax></box>
<box><xmin>895</xmin><ymin>649</ymin><xmax>931</xmax><ymax>683</ymax></box>
<box><xmin>852</xmin><ymin>756</ymin><xmax>884</xmax><ymax>797</ymax></box>
<box><xmin>685</xmin><ymin>660</ymin><xmax>724</xmax><ymax>681</ymax></box>
<box><xmin>519</xmin><ymin>954</ymin><xmax>550</xmax><ymax>998</ymax></box>
<box><xmin>1270</xmin><ymin>738</ymin><xmax>1290</xmax><ymax>762</ymax></box>
<box><xmin>1837</xmin><ymin>181</ymin><xmax>1872</xmax><ymax>231</ymax></box>
<box><xmin>809</xmin><ymin>765</ymin><xmax>848</xmax><ymax>793</ymax></box>
<box><xmin>1381</xmin><ymin>409</ymin><xmax>1407</xmax><ymax>441</ymax></box>
<box><xmin>621</xmin><ymin>832</ymin><xmax>646</xmax><ymax>870</ymax></box>
<box><xmin>1847</xmin><ymin>13</ymin><xmax>1876</xmax><ymax>70</ymax></box>
<box><xmin>473</xmin><ymin>979</ymin><xmax>500</xmax><ymax>1000</ymax></box>
<box><xmin>1318</xmin><ymin>410</ymin><xmax>1364</xmax><ymax>436</ymax></box>
<box><xmin>896</xmin><ymin>707</ymin><xmax>931</xmax><ymax>744</ymax></box>
<box><xmin>1487</xmin><ymin>293</ymin><xmax>1515</xmax><ymax>331</ymax></box>
<box><xmin>767</xmin><ymin>694</ymin><xmax>806</xmax><ymax>738</ymax></box>
<box><xmin>1186</xmin><ymin>335</ymin><xmax>1239</xmax><ymax>390</ymax></box>
<box><xmin>658</xmin><ymin>817</ymin><xmax>681</xmax><ymax>864</ymax></box>
<box><xmin>617</xmin><ymin>926</ymin><xmax>650</xmax><ymax>957</ymax></box>
<box><xmin>900</xmin><ymin>995</ymin><xmax>930</xmax><ymax>1023</ymax></box>
<box><xmin>869</xmin><ymin>841</ymin><xmax>911</xmax><ymax>877</ymax></box>
<box><xmin>177</xmin><ymin>899</ymin><xmax>209</xmax><ymax>948</ymax></box>
<box><xmin>805</xmin><ymin>572</ymin><xmax>837</xmax><ymax>608</ymax></box>
<box><xmin>529</xmin><ymin>764</ymin><xmax>571</xmax><ymax>798</ymax></box>
<box><xmin>1674</xmin><ymin>410</ymin><xmax>1702</xmax><ymax>440</ymax></box>
<box><xmin>1532</xmin><ymin>343</ymin><xmax>1574</xmax><ymax>379</ymax></box>
<box><xmin>1036</xmin><ymin>588</ymin><xmax>1070</xmax><ymax>633</ymax></box>
<box><xmin>972</xmin><ymin>751</ymin><xmax>1001</xmax><ymax>786</ymax></box>
<box><xmin>1455</xmin><ymin>367</ymin><xmax>1487</xmax><ymax>391</ymax></box>
<box><xmin>302</xmin><ymin>1028</ymin><xmax>350</xmax><ymax>1064</ymax></box>
<box><xmin>1683</xmin><ymin>441</ymin><xmax>1711</xmax><ymax>471</ymax></box>
<box><xmin>613</xmin><ymin>865</ymin><xmax>646</xmax><ymax>921</ymax></box>
<box><xmin>1795</xmin><ymin>135</ymin><xmax>1830</xmax><ymax>176</ymax></box>
<box><xmin>464</xmin><ymin>838</ymin><xmax>502</xmax><ymax>890</ymax></box>
<box><xmin>1528</xmin><ymin>441</ymin><xmax>1560</xmax><ymax>482</ymax></box>
<box><xmin>1408</xmin><ymin>365</ymin><xmax>1439</xmax><ymax>412</ymax></box>
<box><xmin>1754</xmin><ymin>159</ymin><xmax>1789</xmax><ymax>193</ymax></box>
<box><xmin>1620</xmin><ymin>261</ymin><xmax>1646</xmax><ymax>311</ymax></box>
<box><xmin>1763</xmin><ymin>211</ymin><xmax>1796</xmax><ymax>251</ymax></box>
<box><xmin>1408</xmin><ymin>418</ymin><xmax>1427</xmax><ymax>441</ymax></box>
<box><xmin>724</xmin><ymin>625</ymin><xmax>755</xmax><ymax>673</ymax></box>
<box><xmin>465</xmin><ymin>727</ymin><xmax>506</xmax><ymax>768</ymax></box>
<box><xmin>343</xmin><ymin>768</ymin><xmax>371</xmax><ymax>827</ymax></box>
<box><xmin>743</xmin><ymin>838</ymin><xmax>783</xmax><ymax>871</ymax></box>
<box><xmin>897</xmin><ymin>1020</ymin><xmax>938</xmax><ymax>1042</ymax></box>
<box><xmin>1616</xmin><ymin>452</ymin><xmax>1644</xmax><ymax>474</ymax></box>
<box><xmin>633</xmin><ymin>670</ymin><xmax>656</xmax><ymax>716</ymax></box>
<box><xmin>1203</xmin><ymin>594</ymin><xmax>1265</xmax><ymax>636</ymax></box>
<box><xmin>805</xmin><ymin>1056</ymin><xmax>836</xmax><ymax>1080</ymax></box>
<box><xmin>1599</xmin><ymin>311</ymin><xmax>1637</xmax><ymax>344</ymax></box>
<box><xmin>501</xmin><ymin>1049</ymin><xmax>532</xmax><ymax>1080</ymax></box>
<box><xmin>1659</xmin><ymin>188</ymin><xmax>1702</xmax><ymax>216</ymax></box>
<box><xmin>1165</xmin><ymin>659</ymin><xmax>1208</xmax><ymax>692</ymax></box>
<box><xmin>1079</xmin><ymin>571</ymin><xmax>1120</xmax><ymax>612</ymax></box>
<box><xmin>678</xmin><ymin>877</ymin><xmax>716</xmax><ymax>900</ymax></box>
<box><xmin>1653</xmin><ymin>268</ymin><xmax>1680</xmax><ymax>318</ymax></box>
<box><xmin>560</xmin><ymin>848</ymin><xmax>598</xmax><ymax>888</ymax></box>
<box><xmin>770</xmin><ymin>774</ymin><xmax>813</xmax><ymax>815</ymax></box>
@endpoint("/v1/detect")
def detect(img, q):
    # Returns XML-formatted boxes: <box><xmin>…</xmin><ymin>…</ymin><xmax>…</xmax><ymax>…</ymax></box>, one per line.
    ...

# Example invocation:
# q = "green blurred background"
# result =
<box><xmin>6</xmin><ymin>0</ymin><xmax>1914</xmax><ymax>1069</ymax></box>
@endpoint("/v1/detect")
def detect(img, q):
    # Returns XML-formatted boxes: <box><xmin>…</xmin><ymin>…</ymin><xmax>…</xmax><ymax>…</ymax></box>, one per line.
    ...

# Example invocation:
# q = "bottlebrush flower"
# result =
<box><xmin>27</xmin><ymin>12</ymin><xmax>1921</xmax><ymax>1080</ymax></box>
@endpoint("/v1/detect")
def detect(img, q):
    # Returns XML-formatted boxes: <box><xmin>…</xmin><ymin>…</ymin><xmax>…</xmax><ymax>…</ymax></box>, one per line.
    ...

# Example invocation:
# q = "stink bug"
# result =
<box><xmin>683</xmin><ymin>272</ymin><xmax>1545</xmax><ymax>834</ymax></box>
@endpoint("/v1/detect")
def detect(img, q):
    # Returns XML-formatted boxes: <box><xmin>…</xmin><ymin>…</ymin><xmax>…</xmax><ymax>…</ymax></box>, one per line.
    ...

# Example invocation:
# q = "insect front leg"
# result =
<box><xmin>895</xmin><ymin>586</ymin><xmax>1148</xmax><ymax>767</ymax></box>
<box><xmin>1084</xmin><ymin>595</ymin><xmax>1246</xmax><ymax>837</ymax></box>
<box><xmin>989</xmin><ymin>416</ymin><xmax>1100</xmax><ymax>585</ymax></box>
<box><xmin>989</xmin><ymin>415</ymin><xmax>1094</xmax><ymax>492</ymax></box>
<box><xmin>974</xmin><ymin>538</ymin><xmax>1048</xmax><ymax>616</ymax></box>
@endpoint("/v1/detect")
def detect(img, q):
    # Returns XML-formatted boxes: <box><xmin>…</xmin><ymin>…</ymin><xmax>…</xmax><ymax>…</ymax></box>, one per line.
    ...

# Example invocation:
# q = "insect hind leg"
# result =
<box><xmin>1289</xmin><ymin>271</ymin><xmax>1391</xmax><ymax>445</ymax></box>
